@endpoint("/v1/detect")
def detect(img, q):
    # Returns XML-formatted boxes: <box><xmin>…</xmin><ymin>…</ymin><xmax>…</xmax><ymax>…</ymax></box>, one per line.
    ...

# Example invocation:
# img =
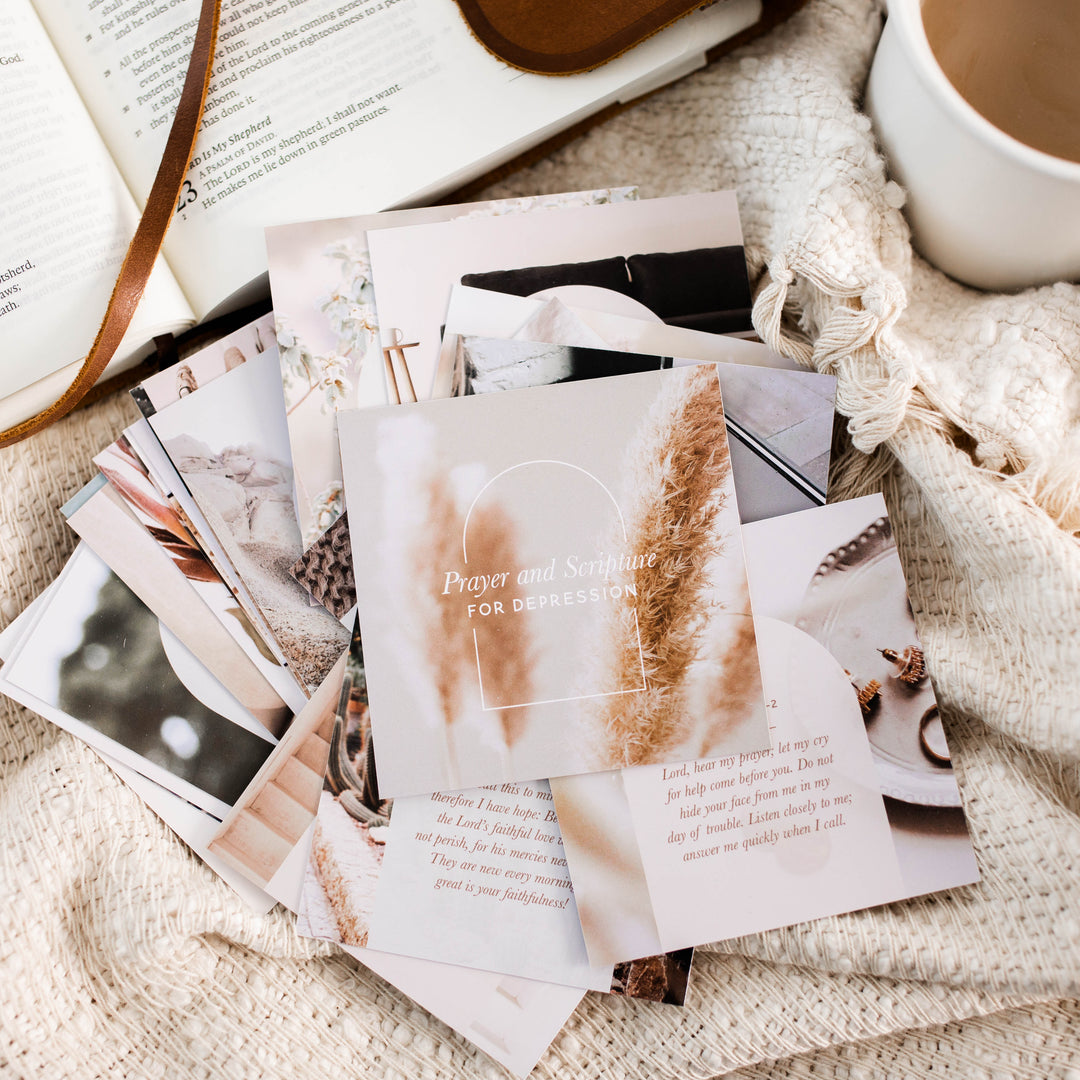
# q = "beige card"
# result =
<box><xmin>339</xmin><ymin>363</ymin><xmax>769</xmax><ymax>797</ymax></box>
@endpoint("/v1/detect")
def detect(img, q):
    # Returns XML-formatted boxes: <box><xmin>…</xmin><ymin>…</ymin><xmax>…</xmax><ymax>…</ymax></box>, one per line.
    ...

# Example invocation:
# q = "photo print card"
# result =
<box><xmin>119</xmin><ymin>416</ymin><xmax>305</xmax><ymax>708</ymax></box>
<box><xmin>209</xmin><ymin>650</ymin><xmax>347</xmax><ymax>895</ymax></box>
<box><xmin>438</xmin><ymin>287</ymin><xmax>834</xmax><ymax>521</ymax></box>
<box><xmin>263</xmin><ymin>188</ymin><xmax>638</xmax><ymax>547</ymax></box>
<box><xmin>0</xmin><ymin>602</ymin><xmax>584</xmax><ymax>1074</ymax></box>
<box><xmin>0</xmin><ymin>544</ymin><xmax>276</xmax><ymax>820</ymax></box>
<box><xmin>0</xmin><ymin>579</ymin><xmax>278</xmax><ymax>914</ymax></box>
<box><xmin>64</xmin><ymin>473</ymin><xmax>294</xmax><ymax>740</ymax></box>
<box><xmin>130</xmin><ymin>311</ymin><xmax>278</xmax><ymax>418</ymax></box>
<box><xmin>434</xmin><ymin>282</ymin><xmax>804</xmax><ymax>403</ymax></box>
<box><xmin>339</xmin><ymin>364</ymin><xmax>769</xmax><ymax>797</ymax></box>
<box><xmin>291</xmin><ymin>622</ymin><xmax>695</xmax><ymax>1001</ymax></box>
<box><xmin>452</xmin><ymin>335</ymin><xmax>833</xmax><ymax>523</ymax></box>
<box><xmin>550</xmin><ymin>494</ymin><xmax>979</xmax><ymax>964</ymax></box>
<box><xmin>90</xmin><ymin>434</ymin><xmax>306</xmax><ymax>714</ymax></box>
<box><xmin>364</xmin><ymin>189</ymin><xmax>752</xmax><ymax>407</ymax></box>
<box><xmin>125</xmin><ymin>311</ymin><xmax>315</xmax><ymax>700</ymax></box>
<box><xmin>146</xmin><ymin>348</ymin><xmax>350</xmax><ymax>693</ymax></box>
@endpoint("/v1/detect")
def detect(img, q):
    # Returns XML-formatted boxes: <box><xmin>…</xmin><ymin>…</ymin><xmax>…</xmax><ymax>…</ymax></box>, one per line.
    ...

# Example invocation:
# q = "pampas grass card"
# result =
<box><xmin>267</xmin><ymin>622</ymin><xmax>697</xmax><ymax>999</ymax></box>
<box><xmin>339</xmin><ymin>364</ymin><xmax>770</xmax><ymax>797</ymax></box>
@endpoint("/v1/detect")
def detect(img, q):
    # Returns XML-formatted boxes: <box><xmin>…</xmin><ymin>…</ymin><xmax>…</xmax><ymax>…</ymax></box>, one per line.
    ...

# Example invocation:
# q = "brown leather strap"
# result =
<box><xmin>0</xmin><ymin>0</ymin><xmax>221</xmax><ymax>449</ymax></box>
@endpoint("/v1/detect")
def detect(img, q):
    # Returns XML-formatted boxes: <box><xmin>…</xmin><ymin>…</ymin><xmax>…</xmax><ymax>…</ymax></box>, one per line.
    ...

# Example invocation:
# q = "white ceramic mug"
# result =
<box><xmin>865</xmin><ymin>0</ymin><xmax>1080</xmax><ymax>292</ymax></box>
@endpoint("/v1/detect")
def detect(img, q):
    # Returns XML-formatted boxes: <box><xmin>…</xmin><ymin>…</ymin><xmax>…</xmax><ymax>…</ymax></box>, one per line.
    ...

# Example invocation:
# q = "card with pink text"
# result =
<box><xmin>551</xmin><ymin>494</ymin><xmax>979</xmax><ymax>963</ymax></box>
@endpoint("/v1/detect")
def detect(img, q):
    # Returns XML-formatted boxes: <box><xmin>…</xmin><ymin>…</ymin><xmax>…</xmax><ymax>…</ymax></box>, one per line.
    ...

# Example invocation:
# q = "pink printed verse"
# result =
<box><xmin>423</xmin><ymin>783</ymin><xmax>573</xmax><ymax>909</ymax></box>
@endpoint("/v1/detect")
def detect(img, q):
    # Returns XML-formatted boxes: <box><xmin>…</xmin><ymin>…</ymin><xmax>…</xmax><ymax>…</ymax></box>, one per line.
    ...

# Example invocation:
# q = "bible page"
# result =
<box><xmin>33</xmin><ymin>0</ymin><xmax>761</xmax><ymax>317</ymax></box>
<box><xmin>0</xmin><ymin>0</ymin><xmax>192</xmax><ymax>414</ymax></box>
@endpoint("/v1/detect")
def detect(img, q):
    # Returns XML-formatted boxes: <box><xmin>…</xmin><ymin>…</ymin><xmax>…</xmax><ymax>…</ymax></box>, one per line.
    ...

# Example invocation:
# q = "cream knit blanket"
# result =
<box><xmin>2</xmin><ymin>1</ymin><xmax>1078</xmax><ymax>1075</ymax></box>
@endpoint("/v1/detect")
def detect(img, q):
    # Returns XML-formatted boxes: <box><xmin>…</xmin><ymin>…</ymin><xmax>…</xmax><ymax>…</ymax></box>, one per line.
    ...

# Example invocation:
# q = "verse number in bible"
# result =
<box><xmin>176</xmin><ymin>180</ymin><xmax>197</xmax><ymax>215</ymax></box>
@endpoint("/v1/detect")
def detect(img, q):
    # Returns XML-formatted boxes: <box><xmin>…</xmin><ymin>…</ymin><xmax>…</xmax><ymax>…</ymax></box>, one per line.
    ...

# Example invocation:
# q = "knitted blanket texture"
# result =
<box><xmin>2</xmin><ymin>1</ymin><xmax>1078</xmax><ymax>1076</ymax></box>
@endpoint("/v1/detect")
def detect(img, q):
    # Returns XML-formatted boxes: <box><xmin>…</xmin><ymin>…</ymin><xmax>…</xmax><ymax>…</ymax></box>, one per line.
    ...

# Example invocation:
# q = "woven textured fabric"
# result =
<box><xmin>3</xmin><ymin>1</ymin><xmax>1079</xmax><ymax>1075</ymax></box>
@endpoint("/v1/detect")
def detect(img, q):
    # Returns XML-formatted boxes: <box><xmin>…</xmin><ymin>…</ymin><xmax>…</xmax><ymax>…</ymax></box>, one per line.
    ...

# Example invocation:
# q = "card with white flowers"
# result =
<box><xmin>266</xmin><ymin>189</ymin><xmax>638</xmax><ymax>549</ymax></box>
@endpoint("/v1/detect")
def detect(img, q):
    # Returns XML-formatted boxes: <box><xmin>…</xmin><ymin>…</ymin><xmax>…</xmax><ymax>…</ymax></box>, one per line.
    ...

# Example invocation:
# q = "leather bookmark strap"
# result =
<box><xmin>0</xmin><ymin>0</ymin><xmax>221</xmax><ymax>449</ymax></box>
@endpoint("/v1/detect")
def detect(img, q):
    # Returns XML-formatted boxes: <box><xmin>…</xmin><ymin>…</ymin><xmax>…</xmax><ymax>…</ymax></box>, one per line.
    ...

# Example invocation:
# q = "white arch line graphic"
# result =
<box><xmin>460</xmin><ymin>459</ymin><xmax>627</xmax><ymax>563</ymax></box>
<box><xmin>472</xmin><ymin>610</ymin><xmax>648</xmax><ymax>713</ymax></box>
<box><xmin>459</xmin><ymin>459</ymin><xmax>647</xmax><ymax>712</ymax></box>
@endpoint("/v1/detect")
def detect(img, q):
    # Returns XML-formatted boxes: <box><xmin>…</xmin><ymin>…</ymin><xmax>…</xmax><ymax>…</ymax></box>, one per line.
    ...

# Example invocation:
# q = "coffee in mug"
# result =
<box><xmin>866</xmin><ymin>0</ymin><xmax>1080</xmax><ymax>290</ymax></box>
<box><xmin>921</xmin><ymin>0</ymin><xmax>1080</xmax><ymax>164</ymax></box>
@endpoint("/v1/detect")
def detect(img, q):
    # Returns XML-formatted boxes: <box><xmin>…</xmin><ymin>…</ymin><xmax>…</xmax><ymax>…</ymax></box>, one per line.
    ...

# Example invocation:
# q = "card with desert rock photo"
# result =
<box><xmin>339</xmin><ymin>364</ymin><xmax>769</xmax><ymax>797</ymax></box>
<box><xmin>147</xmin><ymin>348</ymin><xmax>350</xmax><ymax>693</ymax></box>
<box><xmin>89</xmin><ymin>435</ymin><xmax>305</xmax><ymax>713</ymax></box>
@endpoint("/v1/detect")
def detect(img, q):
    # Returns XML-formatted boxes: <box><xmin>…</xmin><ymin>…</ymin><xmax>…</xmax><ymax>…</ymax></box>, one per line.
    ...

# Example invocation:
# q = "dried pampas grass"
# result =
<box><xmin>687</xmin><ymin>606</ymin><xmax>765</xmax><ymax>761</ymax></box>
<box><xmin>466</xmin><ymin>502</ymin><xmax>534</xmax><ymax>751</ymax></box>
<box><xmin>591</xmin><ymin>365</ymin><xmax>736</xmax><ymax>768</ymax></box>
<box><xmin>413</xmin><ymin>476</ymin><xmax>475</xmax><ymax>784</ymax></box>
<box><xmin>406</xmin><ymin>476</ymin><xmax>535</xmax><ymax>781</ymax></box>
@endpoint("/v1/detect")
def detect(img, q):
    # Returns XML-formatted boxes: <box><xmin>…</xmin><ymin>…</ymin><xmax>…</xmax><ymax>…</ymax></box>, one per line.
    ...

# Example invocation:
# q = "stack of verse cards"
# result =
<box><xmin>0</xmin><ymin>189</ymin><xmax>980</xmax><ymax>1078</ymax></box>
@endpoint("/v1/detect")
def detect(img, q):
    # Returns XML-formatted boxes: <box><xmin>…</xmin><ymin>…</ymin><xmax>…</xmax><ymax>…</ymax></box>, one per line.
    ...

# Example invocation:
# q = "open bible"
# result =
<box><xmin>0</xmin><ymin>0</ymin><xmax>771</xmax><ymax>427</ymax></box>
